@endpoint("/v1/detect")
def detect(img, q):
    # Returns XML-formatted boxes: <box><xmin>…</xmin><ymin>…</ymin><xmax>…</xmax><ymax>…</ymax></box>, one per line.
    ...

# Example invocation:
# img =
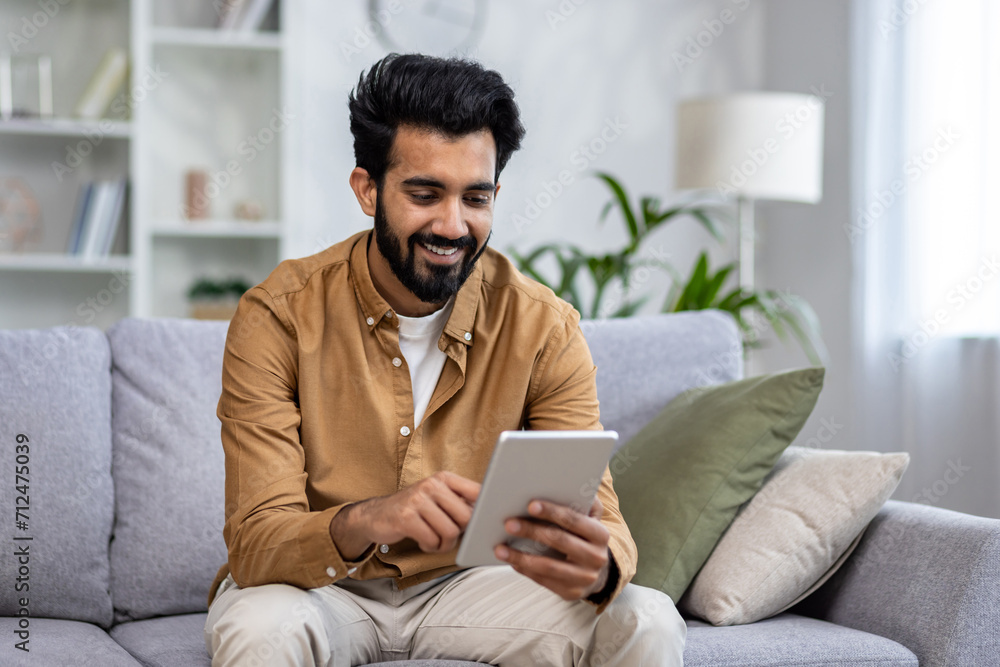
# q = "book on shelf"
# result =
<box><xmin>67</xmin><ymin>180</ymin><xmax>127</xmax><ymax>259</ymax></box>
<box><xmin>218</xmin><ymin>0</ymin><xmax>275</xmax><ymax>32</ymax></box>
<box><xmin>74</xmin><ymin>49</ymin><xmax>129</xmax><ymax>120</ymax></box>
<box><xmin>66</xmin><ymin>183</ymin><xmax>93</xmax><ymax>255</ymax></box>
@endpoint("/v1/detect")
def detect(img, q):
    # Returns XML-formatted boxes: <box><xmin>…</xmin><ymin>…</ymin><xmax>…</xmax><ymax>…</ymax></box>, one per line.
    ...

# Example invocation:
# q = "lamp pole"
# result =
<box><xmin>737</xmin><ymin>194</ymin><xmax>755</xmax><ymax>293</ymax></box>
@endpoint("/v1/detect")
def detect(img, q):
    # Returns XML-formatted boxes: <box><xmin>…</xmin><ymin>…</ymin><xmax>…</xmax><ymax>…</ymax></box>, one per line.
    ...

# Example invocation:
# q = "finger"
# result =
<box><xmin>504</xmin><ymin>517</ymin><xmax>605</xmax><ymax>569</ymax></box>
<box><xmin>438</xmin><ymin>470</ymin><xmax>481</xmax><ymax>504</ymax></box>
<box><xmin>420</xmin><ymin>474</ymin><xmax>476</xmax><ymax>529</ymax></box>
<box><xmin>432</xmin><ymin>486</ymin><xmax>475</xmax><ymax>532</ymax></box>
<box><xmin>527</xmin><ymin>500</ymin><xmax>610</xmax><ymax>546</ymax></box>
<box><xmin>417</xmin><ymin>503</ymin><xmax>464</xmax><ymax>552</ymax></box>
<box><xmin>404</xmin><ymin>487</ymin><xmax>465</xmax><ymax>551</ymax></box>
<box><xmin>588</xmin><ymin>496</ymin><xmax>604</xmax><ymax>519</ymax></box>
<box><xmin>495</xmin><ymin>544</ymin><xmax>601</xmax><ymax>600</ymax></box>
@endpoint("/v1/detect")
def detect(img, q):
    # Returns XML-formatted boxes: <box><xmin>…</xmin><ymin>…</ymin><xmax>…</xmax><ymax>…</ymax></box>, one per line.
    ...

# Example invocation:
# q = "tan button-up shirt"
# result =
<box><xmin>209</xmin><ymin>230</ymin><xmax>637</xmax><ymax>612</ymax></box>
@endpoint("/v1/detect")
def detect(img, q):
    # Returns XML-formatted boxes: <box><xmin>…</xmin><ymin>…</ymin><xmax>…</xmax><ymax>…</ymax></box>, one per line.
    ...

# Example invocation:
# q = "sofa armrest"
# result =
<box><xmin>794</xmin><ymin>500</ymin><xmax>1000</xmax><ymax>666</ymax></box>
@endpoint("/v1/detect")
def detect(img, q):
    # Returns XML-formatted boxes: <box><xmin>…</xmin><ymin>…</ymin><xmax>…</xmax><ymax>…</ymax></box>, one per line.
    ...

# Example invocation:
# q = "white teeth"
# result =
<box><xmin>424</xmin><ymin>243</ymin><xmax>458</xmax><ymax>256</ymax></box>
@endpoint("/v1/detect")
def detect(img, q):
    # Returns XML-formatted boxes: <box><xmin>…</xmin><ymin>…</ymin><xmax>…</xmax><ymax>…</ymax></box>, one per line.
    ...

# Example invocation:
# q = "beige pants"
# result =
<box><xmin>204</xmin><ymin>566</ymin><xmax>685</xmax><ymax>666</ymax></box>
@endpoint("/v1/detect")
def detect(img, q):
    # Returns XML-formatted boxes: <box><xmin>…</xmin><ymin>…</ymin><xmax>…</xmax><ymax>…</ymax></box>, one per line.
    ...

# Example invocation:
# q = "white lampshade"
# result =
<box><xmin>675</xmin><ymin>93</ymin><xmax>825</xmax><ymax>203</ymax></box>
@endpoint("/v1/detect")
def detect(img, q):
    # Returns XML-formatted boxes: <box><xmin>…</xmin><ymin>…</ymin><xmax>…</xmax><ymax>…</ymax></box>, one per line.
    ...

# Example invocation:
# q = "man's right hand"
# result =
<box><xmin>329</xmin><ymin>471</ymin><xmax>481</xmax><ymax>561</ymax></box>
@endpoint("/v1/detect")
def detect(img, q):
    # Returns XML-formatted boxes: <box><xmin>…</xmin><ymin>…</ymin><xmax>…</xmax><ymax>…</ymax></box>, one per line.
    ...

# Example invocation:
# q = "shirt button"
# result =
<box><xmin>366</xmin><ymin>316</ymin><xmax>374</xmax><ymax>326</ymax></box>
<box><xmin>392</xmin><ymin>357</ymin><xmax>402</xmax><ymax>367</ymax></box>
<box><xmin>379</xmin><ymin>544</ymin><xmax>389</xmax><ymax>554</ymax></box>
<box><xmin>386</xmin><ymin>310</ymin><xmax>393</xmax><ymax>318</ymax></box>
<box><xmin>326</xmin><ymin>566</ymin><xmax>337</xmax><ymax>577</ymax></box>
<box><xmin>400</xmin><ymin>426</ymin><xmax>411</xmax><ymax>436</ymax></box>
<box><xmin>464</xmin><ymin>332</ymin><xmax>472</xmax><ymax>341</ymax></box>
<box><xmin>347</xmin><ymin>567</ymin><xmax>358</xmax><ymax>575</ymax></box>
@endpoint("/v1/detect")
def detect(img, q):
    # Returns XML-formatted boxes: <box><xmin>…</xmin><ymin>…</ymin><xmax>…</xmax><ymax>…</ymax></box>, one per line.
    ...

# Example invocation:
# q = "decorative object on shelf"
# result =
<box><xmin>510</xmin><ymin>172</ymin><xmax>826</xmax><ymax>364</ymax></box>
<box><xmin>0</xmin><ymin>177</ymin><xmax>42</xmax><ymax>252</ymax></box>
<box><xmin>66</xmin><ymin>179</ymin><xmax>127</xmax><ymax>258</ymax></box>
<box><xmin>368</xmin><ymin>0</ymin><xmax>488</xmax><ymax>54</ymax></box>
<box><xmin>218</xmin><ymin>0</ymin><xmax>276</xmax><ymax>32</ymax></box>
<box><xmin>0</xmin><ymin>52</ymin><xmax>53</xmax><ymax>120</ymax></box>
<box><xmin>187</xmin><ymin>276</ymin><xmax>252</xmax><ymax>320</ymax></box>
<box><xmin>233</xmin><ymin>199</ymin><xmax>263</xmax><ymax>221</ymax></box>
<box><xmin>183</xmin><ymin>169</ymin><xmax>210</xmax><ymax>220</ymax></box>
<box><xmin>674</xmin><ymin>93</ymin><xmax>825</xmax><ymax>293</ymax></box>
<box><xmin>74</xmin><ymin>48</ymin><xmax>129</xmax><ymax>120</ymax></box>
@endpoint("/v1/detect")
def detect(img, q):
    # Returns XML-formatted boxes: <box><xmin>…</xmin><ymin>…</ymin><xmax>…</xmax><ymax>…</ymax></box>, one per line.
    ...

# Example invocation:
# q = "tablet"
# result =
<box><xmin>455</xmin><ymin>430</ymin><xmax>618</xmax><ymax>567</ymax></box>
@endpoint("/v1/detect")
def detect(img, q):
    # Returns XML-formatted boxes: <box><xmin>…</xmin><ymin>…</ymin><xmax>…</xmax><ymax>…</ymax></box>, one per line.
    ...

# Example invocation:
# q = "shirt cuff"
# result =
<box><xmin>585</xmin><ymin>548</ymin><xmax>621</xmax><ymax>613</ymax></box>
<box><xmin>317</xmin><ymin>504</ymin><xmax>378</xmax><ymax>583</ymax></box>
<box><xmin>338</xmin><ymin>543</ymin><xmax>376</xmax><ymax>578</ymax></box>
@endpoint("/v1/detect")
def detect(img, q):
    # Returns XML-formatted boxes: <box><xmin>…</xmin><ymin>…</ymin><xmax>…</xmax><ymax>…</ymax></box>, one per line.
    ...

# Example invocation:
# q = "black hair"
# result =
<box><xmin>348</xmin><ymin>53</ymin><xmax>525</xmax><ymax>186</ymax></box>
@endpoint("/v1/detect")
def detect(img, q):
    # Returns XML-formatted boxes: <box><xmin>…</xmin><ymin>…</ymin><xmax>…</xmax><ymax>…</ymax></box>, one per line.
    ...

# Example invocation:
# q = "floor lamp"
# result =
<box><xmin>674</xmin><ymin>93</ymin><xmax>825</xmax><ymax>295</ymax></box>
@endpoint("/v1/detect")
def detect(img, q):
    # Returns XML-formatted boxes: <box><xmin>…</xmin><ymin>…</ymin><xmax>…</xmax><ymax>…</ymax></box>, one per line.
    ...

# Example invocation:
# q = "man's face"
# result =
<box><xmin>364</xmin><ymin>126</ymin><xmax>498</xmax><ymax>315</ymax></box>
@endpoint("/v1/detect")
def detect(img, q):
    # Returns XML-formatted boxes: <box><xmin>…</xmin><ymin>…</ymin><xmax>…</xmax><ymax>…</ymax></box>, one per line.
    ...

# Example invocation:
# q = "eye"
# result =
<box><xmin>465</xmin><ymin>195</ymin><xmax>491</xmax><ymax>206</ymax></box>
<box><xmin>410</xmin><ymin>193</ymin><xmax>437</xmax><ymax>202</ymax></box>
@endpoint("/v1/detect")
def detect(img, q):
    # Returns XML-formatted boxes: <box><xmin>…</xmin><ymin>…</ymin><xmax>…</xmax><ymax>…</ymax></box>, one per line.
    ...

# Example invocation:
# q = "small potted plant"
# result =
<box><xmin>186</xmin><ymin>276</ymin><xmax>251</xmax><ymax>320</ymax></box>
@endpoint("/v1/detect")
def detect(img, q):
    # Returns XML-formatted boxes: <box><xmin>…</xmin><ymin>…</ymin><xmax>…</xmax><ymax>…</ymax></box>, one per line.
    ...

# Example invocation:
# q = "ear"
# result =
<box><xmin>349</xmin><ymin>167</ymin><xmax>377</xmax><ymax>217</ymax></box>
<box><xmin>494</xmin><ymin>182</ymin><xmax>501</xmax><ymax>201</ymax></box>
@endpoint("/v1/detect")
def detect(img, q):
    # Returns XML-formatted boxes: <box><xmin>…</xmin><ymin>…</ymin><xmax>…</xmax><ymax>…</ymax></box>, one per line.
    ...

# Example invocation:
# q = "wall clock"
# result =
<box><xmin>368</xmin><ymin>0</ymin><xmax>489</xmax><ymax>55</ymax></box>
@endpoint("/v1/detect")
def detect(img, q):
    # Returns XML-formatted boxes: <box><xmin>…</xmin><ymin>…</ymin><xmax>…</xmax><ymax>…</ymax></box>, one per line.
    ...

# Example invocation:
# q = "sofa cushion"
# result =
<box><xmin>107</xmin><ymin>318</ymin><xmax>230</xmax><ymax>622</ymax></box>
<box><xmin>111</xmin><ymin>614</ymin><xmax>212</xmax><ymax>667</ymax></box>
<box><xmin>0</xmin><ymin>617</ymin><xmax>140</xmax><ymax>666</ymax></box>
<box><xmin>612</xmin><ymin>368</ymin><xmax>825</xmax><ymax>602</ymax></box>
<box><xmin>684</xmin><ymin>614</ymin><xmax>918</xmax><ymax>666</ymax></box>
<box><xmin>0</xmin><ymin>326</ymin><xmax>115</xmax><ymax>628</ymax></box>
<box><xmin>109</xmin><ymin>613</ymin><xmax>490</xmax><ymax>667</ymax></box>
<box><xmin>581</xmin><ymin>310</ymin><xmax>743</xmax><ymax>447</ymax></box>
<box><xmin>681</xmin><ymin>446</ymin><xmax>910</xmax><ymax>626</ymax></box>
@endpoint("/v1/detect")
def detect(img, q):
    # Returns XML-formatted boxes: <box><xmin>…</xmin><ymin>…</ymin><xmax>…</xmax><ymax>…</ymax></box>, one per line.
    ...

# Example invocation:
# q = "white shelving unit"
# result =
<box><xmin>0</xmin><ymin>118</ymin><xmax>131</xmax><ymax>139</ymax></box>
<box><xmin>0</xmin><ymin>0</ymin><xmax>293</xmax><ymax>328</ymax></box>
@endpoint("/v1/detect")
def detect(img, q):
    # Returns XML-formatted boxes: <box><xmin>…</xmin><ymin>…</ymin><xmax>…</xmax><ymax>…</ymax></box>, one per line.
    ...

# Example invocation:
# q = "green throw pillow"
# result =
<box><xmin>611</xmin><ymin>367</ymin><xmax>825</xmax><ymax>602</ymax></box>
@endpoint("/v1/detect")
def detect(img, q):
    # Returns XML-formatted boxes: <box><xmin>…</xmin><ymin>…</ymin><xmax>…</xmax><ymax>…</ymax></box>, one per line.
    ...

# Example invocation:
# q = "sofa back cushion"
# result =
<box><xmin>0</xmin><ymin>327</ymin><xmax>115</xmax><ymax>628</ymax></box>
<box><xmin>107</xmin><ymin>318</ymin><xmax>229</xmax><ymax>622</ymax></box>
<box><xmin>581</xmin><ymin>310</ymin><xmax>743</xmax><ymax>447</ymax></box>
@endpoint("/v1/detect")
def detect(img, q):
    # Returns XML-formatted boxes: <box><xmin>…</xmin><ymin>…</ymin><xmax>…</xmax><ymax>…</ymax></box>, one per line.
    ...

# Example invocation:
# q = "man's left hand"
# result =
<box><xmin>494</xmin><ymin>496</ymin><xmax>611</xmax><ymax>601</ymax></box>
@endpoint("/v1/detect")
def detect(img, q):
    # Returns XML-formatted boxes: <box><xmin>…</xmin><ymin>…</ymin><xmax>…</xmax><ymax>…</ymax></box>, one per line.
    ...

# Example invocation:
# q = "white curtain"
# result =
<box><xmin>852</xmin><ymin>0</ymin><xmax>1000</xmax><ymax>519</ymax></box>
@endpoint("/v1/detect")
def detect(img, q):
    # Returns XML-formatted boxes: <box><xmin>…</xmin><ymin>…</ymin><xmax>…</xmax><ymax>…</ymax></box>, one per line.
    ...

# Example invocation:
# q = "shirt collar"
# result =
<box><xmin>350</xmin><ymin>230</ymin><xmax>482</xmax><ymax>346</ymax></box>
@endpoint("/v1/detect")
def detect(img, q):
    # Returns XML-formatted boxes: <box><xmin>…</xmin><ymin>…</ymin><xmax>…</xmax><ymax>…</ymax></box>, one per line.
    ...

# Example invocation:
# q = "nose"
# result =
<box><xmin>432</xmin><ymin>196</ymin><xmax>468</xmax><ymax>240</ymax></box>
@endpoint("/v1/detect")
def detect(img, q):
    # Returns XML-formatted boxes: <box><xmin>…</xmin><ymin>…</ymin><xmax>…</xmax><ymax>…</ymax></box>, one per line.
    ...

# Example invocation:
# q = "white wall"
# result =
<box><xmin>755</xmin><ymin>1</ymin><xmax>857</xmax><ymax>453</ymax></box>
<box><xmin>288</xmin><ymin>0</ymin><xmax>765</xmax><ymax>314</ymax></box>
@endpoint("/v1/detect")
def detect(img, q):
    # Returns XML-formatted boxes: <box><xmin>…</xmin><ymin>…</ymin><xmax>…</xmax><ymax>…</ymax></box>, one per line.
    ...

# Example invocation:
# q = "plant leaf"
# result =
<box><xmin>594</xmin><ymin>172</ymin><xmax>640</xmax><ymax>243</ymax></box>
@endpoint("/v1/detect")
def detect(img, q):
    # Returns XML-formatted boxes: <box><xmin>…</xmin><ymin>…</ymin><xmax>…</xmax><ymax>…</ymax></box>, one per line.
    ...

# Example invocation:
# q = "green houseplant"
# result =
<box><xmin>186</xmin><ymin>276</ymin><xmax>252</xmax><ymax>321</ymax></box>
<box><xmin>509</xmin><ymin>172</ymin><xmax>826</xmax><ymax>364</ymax></box>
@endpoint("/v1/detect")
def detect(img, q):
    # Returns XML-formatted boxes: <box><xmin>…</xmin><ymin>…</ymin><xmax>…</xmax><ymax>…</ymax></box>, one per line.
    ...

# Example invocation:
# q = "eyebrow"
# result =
<box><xmin>401</xmin><ymin>176</ymin><xmax>496</xmax><ymax>193</ymax></box>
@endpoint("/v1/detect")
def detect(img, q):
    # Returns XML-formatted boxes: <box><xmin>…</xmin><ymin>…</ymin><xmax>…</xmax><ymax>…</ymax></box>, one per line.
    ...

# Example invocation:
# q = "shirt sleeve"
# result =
<box><xmin>524</xmin><ymin>313</ymin><xmax>638</xmax><ymax>613</ymax></box>
<box><xmin>218</xmin><ymin>286</ymin><xmax>375</xmax><ymax>590</ymax></box>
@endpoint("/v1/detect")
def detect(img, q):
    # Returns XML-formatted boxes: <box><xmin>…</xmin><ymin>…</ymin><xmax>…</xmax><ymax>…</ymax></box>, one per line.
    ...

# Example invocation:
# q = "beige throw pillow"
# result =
<box><xmin>679</xmin><ymin>446</ymin><xmax>910</xmax><ymax>626</ymax></box>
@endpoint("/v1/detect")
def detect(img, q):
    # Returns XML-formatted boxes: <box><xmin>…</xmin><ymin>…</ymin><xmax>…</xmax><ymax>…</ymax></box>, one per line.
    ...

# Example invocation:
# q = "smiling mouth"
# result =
<box><xmin>422</xmin><ymin>242</ymin><xmax>460</xmax><ymax>257</ymax></box>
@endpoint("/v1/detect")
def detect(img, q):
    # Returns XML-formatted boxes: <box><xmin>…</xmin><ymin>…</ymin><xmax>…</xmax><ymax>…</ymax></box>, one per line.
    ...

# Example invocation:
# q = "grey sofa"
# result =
<box><xmin>1</xmin><ymin>310</ymin><xmax>997</xmax><ymax>666</ymax></box>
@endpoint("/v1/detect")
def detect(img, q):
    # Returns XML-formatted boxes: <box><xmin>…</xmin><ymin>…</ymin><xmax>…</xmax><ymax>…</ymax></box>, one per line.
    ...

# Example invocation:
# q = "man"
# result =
<box><xmin>204</xmin><ymin>53</ymin><xmax>685</xmax><ymax>666</ymax></box>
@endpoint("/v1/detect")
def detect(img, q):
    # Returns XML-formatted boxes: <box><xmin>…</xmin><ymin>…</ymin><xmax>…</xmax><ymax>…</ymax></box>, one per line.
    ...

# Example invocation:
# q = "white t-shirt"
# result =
<box><xmin>396</xmin><ymin>297</ymin><xmax>455</xmax><ymax>427</ymax></box>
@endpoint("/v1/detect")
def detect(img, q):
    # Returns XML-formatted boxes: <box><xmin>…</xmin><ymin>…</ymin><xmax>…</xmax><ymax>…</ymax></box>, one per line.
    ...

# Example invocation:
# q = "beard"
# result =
<box><xmin>373</xmin><ymin>196</ymin><xmax>490</xmax><ymax>305</ymax></box>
